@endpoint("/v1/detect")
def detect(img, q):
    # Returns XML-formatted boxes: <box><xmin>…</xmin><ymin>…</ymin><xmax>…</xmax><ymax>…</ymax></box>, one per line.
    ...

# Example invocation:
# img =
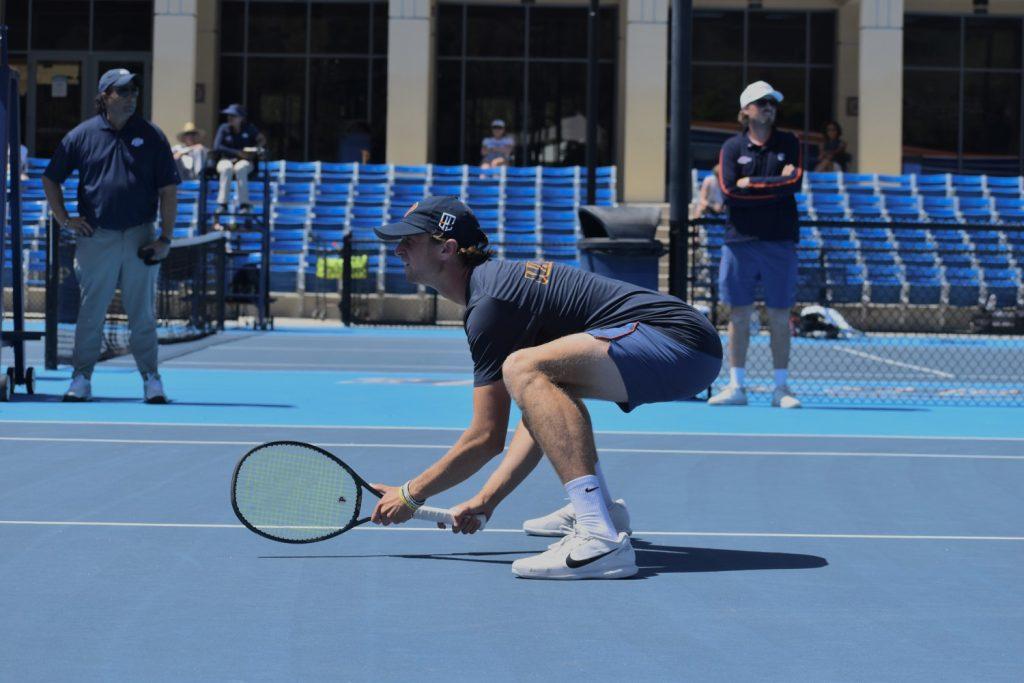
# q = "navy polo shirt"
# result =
<box><xmin>44</xmin><ymin>113</ymin><xmax>180</xmax><ymax>231</ymax></box>
<box><xmin>463</xmin><ymin>259</ymin><xmax>722</xmax><ymax>386</ymax></box>
<box><xmin>213</xmin><ymin>122</ymin><xmax>261</xmax><ymax>159</ymax></box>
<box><xmin>717</xmin><ymin>129</ymin><xmax>802</xmax><ymax>243</ymax></box>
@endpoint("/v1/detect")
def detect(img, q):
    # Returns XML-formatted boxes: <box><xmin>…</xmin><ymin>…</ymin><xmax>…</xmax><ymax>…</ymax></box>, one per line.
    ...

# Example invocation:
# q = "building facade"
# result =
<box><xmin>4</xmin><ymin>0</ymin><xmax>1024</xmax><ymax>201</ymax></box>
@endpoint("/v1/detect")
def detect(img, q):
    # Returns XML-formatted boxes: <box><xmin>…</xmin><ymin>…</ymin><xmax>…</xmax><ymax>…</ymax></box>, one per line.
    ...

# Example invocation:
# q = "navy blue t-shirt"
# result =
<box><xmin>213</xmin><ymin>122</ymin><xmax>262</xmax><ymax>159</ymax></box>
<box><xmin>463</xmin><ymin>260</ymin><xmax>722</xmax><ymax>386</ymax></box>
<box><xmin>44</xmin><ymin>113</ymin><xmax>180</xmax><ymax>231</ymax></box>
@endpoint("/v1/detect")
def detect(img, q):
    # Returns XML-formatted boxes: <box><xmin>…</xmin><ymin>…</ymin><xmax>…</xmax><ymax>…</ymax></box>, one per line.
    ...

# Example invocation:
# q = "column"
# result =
<box><xmin>386</xmin><ymin>0</ymin><xmax>433</xmax><ymax>164</ymax></box>
<box><xmin>151</xmin><ymin>0</ymin><xmax>198</xmax><ymax>140</ymax></box>
<box><xmin>620</xmin><ymin>0</ymin><xmax>669</xmax><ymax>203</ymax></box>
<box><xmin>858</xmin><ymin>0</ymin><xmax>904</xmax><ymax>174</ymax></box>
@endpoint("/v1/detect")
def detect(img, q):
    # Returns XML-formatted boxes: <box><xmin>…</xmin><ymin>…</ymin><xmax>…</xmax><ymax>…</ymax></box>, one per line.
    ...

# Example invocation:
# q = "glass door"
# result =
<box><xmin>29</xmin><ymin>60</ymin><xmax>84</xmax><ymax>157</ymax></box>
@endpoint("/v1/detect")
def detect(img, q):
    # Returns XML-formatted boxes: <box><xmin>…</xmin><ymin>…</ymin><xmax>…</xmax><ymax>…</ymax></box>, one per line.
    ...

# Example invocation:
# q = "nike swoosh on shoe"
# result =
<box><xmin>565</xmin><ymin>547</ymin><xmax>617</xmax><ymax>569</ymax></box>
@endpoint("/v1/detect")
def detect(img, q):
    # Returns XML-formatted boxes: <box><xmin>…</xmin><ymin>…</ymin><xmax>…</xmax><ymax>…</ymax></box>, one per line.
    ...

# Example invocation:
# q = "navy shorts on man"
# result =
<box><xmin>719</xmin><ymin>239</ymin><xmax>798</xmax><ymax>308</ymax></box>
<box><xmin>587</xmin><ymin>322</ymin><xmax>722</xmax><ymax>412</ymax></box>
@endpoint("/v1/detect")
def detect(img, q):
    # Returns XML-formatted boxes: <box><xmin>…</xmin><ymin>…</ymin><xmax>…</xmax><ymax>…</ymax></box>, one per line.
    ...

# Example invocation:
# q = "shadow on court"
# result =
<box><xmin>261</xmin><ymin>541</ymin><xmax>828</xmax><ymax>579</ymax></box>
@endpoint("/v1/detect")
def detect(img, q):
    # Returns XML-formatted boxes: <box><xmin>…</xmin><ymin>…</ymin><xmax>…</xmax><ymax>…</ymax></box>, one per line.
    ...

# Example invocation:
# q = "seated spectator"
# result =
<box><xmin>19</xmin><ymin>143</ymin><xmax>29</xmax><ymax>180</ymax></box>
<box><xmin>212</xmin><ymin>103</ymin><xmax>266</xmax><ymax>215</ymax></box>
<box><xmin>481</xmin><ymin>119</ymin><xmax>514</xmax><ymax>169</ymax></box>
<box><xmin>338</xmin><ymin>121</ymin><xmax>371</xmax><ymax>164</ymax></box>
<box><xmin>172</xmin><ymin>122</ymin><xmax>207</xmax><ymax>181</ymax></box>
<box><xmin>695</xmin><ymin>164</ymin><xmax>725</xmax><ymax>218</ymax></box>
<box><xmin>816</xmin><ymin>120</ymin><xmax>851</xmax><ymax>172</ymax></box>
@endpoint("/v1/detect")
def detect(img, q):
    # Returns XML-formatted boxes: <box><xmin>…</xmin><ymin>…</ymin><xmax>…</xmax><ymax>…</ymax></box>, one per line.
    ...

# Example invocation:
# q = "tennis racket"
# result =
<box><xmin>231</xmin><ymin>440</ymin><xmax>485</xmax><ymax>543</ymax></box>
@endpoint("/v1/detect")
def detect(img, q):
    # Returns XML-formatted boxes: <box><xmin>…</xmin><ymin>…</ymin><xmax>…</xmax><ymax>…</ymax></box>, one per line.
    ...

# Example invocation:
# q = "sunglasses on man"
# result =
<box><xmin>113</xmin><ymin>85</ymin><xmax>139</xmax><ymax>97</ymax></box>
<box><xmin>751</xmin><ymin>97</ymin><xmax>777</xmax><ymax>108</ymax></box>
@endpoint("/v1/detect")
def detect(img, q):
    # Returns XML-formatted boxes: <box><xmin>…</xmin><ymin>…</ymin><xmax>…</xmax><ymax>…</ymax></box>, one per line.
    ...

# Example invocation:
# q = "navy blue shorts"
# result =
<box><xmin>587</xmin><ymin>322</ymin><xmax>723</xmax><ymax>413</ymax></box>
<box><xmin>719</xmin><ymin>240</ymin><xmax>798</xmax><ymax>308</ymax></box>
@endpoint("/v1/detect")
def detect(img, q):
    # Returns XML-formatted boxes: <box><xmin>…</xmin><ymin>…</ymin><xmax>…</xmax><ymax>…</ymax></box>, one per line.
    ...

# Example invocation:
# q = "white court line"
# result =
<box><xmin>0</xmin><ymin>519</ymin><xmax>1020</xmax><ymax>541</ymax></box>
<box><xmin>834</xmin><ymin>347</ymin><xmax>956</xmax><ymax>379</ymax></box>
<box><xmin>2</xmin><ymin>419</ymin><xmax>1023</xmax><ymax>441</ymax></box>
<box><xmin>156</xmin><ymin>360</ymin><xmax>470</xmax><ymax>371</ymax></box>
<box><xmin>2</xmin><ymin>436</ymin><xmax>1021</xmax><ymax>460</ymax></box>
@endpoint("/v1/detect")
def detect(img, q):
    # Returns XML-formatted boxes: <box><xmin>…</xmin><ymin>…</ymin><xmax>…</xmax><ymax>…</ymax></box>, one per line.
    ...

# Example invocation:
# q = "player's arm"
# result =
<box><xmin>370</xmin><ymin>381</ymin><xmax>511</xmax><ymax>525</ymax></box>
<box><xmin>445</xmin><ymin>419</ymin><xmax>543</xmax><ymax>533</ymax></box>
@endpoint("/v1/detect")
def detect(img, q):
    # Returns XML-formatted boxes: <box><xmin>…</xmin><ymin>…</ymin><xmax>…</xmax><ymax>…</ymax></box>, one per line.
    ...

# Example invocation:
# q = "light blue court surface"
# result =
<box><xmin>1</xmin><ymin>327</ymin><xmax>1023</xmax><ymax>681</ymax></box>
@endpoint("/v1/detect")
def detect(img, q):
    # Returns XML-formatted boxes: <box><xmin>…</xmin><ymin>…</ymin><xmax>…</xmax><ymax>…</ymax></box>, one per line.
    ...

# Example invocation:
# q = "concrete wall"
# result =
<box><xmin>857</xmin><ymin>0</ymin><xmax>904</xmax><ymax>174</ymax></box>
<box><xmin>386</xmin><ymin>0</ymin><xmax>434</xmax><ymax>164</ymax></box>
<box><xmin>151</xmin><ymin>0</ymin><xmax>198</xmax><ymax>141</ymax></box>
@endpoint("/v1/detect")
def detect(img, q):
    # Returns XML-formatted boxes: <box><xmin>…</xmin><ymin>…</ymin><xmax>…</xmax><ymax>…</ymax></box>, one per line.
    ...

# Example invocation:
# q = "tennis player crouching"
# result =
<box><xmin>370</xmin><ymin>197</ymin><xmax>722</xmax><ymax>579</ymax></box>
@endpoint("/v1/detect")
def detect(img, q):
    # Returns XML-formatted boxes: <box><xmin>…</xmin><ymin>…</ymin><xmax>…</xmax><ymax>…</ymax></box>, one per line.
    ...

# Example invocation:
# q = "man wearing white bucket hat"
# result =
<box><xmin>710</xmin><ymin>81</ymin><xmax>803</xmax><ymax>409</ymax></box>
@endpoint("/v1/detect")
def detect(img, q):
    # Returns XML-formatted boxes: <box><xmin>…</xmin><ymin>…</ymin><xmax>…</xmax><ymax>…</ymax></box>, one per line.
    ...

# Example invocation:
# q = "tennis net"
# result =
<box><xmin>46</xmin><ymin>231</ymin><xmax>227</xmax><ymax>367</ymax></box>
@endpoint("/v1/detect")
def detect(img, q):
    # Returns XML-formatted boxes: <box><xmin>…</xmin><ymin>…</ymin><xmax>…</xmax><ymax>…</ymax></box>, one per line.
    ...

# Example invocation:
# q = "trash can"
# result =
<box><xmin>577</xmin><ymin>206</ymin><xmax>666</xmax><ymax>290</ymax></box>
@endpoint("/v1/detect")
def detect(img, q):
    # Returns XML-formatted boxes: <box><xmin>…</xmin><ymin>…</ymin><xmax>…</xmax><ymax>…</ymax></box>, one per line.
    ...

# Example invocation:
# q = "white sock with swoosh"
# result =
<box><xmin>565</xmin><ymin>474</ymin><xmax>617</xmax><ymax>540</ymax></box>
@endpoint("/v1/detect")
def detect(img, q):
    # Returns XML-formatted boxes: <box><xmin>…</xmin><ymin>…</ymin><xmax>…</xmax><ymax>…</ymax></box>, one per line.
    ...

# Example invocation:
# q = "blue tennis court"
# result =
<box><xmin>2</xmin><ymin>326</ymin><xmax>1022</xmax><ymax>681</ymax></box>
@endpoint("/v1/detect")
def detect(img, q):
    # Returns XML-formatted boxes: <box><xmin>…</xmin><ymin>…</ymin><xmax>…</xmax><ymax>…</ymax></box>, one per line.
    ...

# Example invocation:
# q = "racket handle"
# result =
<box><xmin>413</xmin><ymin>505</ymin><xmax>488</xmax><ymax>530</ymax></box>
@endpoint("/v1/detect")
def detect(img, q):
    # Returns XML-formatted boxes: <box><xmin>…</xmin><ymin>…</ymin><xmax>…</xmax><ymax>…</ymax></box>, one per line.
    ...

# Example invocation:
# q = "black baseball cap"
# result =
<box><xmin>375</xmin><ymin>196</ymin><xmax>489</xmax><ymax>250</ymax></box>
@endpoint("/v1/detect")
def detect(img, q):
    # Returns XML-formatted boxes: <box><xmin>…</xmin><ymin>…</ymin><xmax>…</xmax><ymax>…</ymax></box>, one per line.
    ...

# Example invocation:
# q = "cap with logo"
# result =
<box><xmin>98</xmin><ymin>68</ymin><xmax>137</xmax><ymax>94</ymax></box>
<box><xmin>375</xmin><ymin>196</ymin><xmax>489</xmax><ymax>251</ymax></box>
<box><xmin>739</xmin><ymin>81</ymin><xmax>784</xmax><ymax>108</ymax></box>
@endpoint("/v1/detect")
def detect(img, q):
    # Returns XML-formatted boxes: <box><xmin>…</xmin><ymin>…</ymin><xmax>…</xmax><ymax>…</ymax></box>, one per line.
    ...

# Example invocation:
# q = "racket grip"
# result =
<box><xmin>413</xmin><ymin>505</ymin><xmax>488</xmax><ymax>530</ymax></box>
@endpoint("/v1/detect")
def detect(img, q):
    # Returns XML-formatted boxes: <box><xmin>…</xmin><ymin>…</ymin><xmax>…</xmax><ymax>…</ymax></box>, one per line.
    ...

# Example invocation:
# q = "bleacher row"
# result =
<box><xmin>694</xmin><ymin>170</ymin><xmax>1024</xmax><ymax>308</ymax></box>
<box><xmin>4</xmin><ymin>163</ymin><xmax>1024</xmax><ymax>305</ymax></box>
<box><xmin>6</xmin><ymin>160</ymin><xmax>617</xmax><ymax>294</ymax></box>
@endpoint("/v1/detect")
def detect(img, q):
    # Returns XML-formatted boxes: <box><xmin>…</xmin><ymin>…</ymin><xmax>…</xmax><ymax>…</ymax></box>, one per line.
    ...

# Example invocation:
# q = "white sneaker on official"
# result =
<box><xmin>708</xmin><ymin>384</ymin><xmax>748</xmax><ymax>406</ymax></box>
<box><xmin>522</xmin><ymin>498</ymin><xmax>632</xmax><ymax>538</ymax></box>
<box><xmin>63</xmin><ymin>375</ymin><xmax>92</xmax><ymax>402</ymax></box>
<box><xmin>512</xmin><ymin>528</ymin><xmax>637</xmax><ymax>580</ymax></box>
<box><xmin>144</xmin><ymin>376</ymin><xmax>168</xmax><ymax>404</ymax></box>
<box><xmin>772</xmin><ymin>384</ymin><xmax>802</xmax><ymax>409</ymax></box>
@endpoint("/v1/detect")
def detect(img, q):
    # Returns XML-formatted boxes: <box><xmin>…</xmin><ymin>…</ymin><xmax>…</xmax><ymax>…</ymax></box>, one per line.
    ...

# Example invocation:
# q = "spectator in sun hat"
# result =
<box><xmin>212</xmin><ymin>103</ymin><xmax>266</xmax><ymax>216</ymax></box>
<box><xmin>40</xmin><ymin>67</ymin><xmax>179</xmax><ymax>404</ymax></box>
<box><xmin>709</xmin><ymin>80</ymin><xmax>803</xmax><ymax>409</ymax></box>
<box><xmin>172</xmin><ymin>121</ymin><xmax>207</xmax><ymax>181</ymax></box>
<box><xmin>480</xmin><ymin>119</ymin><xmax>515</xmax><ymax>169</ymax></box>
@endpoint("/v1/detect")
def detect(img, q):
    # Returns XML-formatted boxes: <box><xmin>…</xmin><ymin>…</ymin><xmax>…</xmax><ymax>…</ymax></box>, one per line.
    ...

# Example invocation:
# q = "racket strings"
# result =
<box><xmin>234</xmin><ymin>444</ymin><xmax>361</xmax><ymax>541</ymax></box>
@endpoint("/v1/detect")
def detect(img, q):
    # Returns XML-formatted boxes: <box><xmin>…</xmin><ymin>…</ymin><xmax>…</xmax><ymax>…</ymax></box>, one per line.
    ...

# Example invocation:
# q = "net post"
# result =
<box><xmin>216</xmin><ymin>234</ymin><xmax>226</xmax><ymax>331</ymax></box>
<box><xmin>44</xmin><ymin>215</ymin><xmax>59</xmax><ymax>369</ymax></box>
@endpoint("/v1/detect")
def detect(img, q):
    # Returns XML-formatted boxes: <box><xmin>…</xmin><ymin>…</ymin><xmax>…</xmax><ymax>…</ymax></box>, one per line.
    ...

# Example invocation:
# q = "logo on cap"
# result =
<box><xmin>438</xmin><ymin>212</ymin><xmax>457</xmax><ymax>232</ymax></box>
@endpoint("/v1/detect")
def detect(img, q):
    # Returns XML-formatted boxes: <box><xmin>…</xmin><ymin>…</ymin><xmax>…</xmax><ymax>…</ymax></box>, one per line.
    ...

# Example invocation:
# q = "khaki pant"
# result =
<box><xmin>216</xmin><ymin>158</ymin><xmax>253</xmax><ymax>205</ymax></box>
<box><xmin>72</xmin><ymin>223</ymin><xmax>160</xmax><ymax>380</ymax></box>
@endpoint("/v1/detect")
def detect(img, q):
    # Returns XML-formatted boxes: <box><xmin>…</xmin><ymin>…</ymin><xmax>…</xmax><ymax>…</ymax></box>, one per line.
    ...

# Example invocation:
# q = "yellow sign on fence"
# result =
<box><xmin>316</xmin><ymin>254</ymin><xmax>368</xmax><ymax>280</ymax></box>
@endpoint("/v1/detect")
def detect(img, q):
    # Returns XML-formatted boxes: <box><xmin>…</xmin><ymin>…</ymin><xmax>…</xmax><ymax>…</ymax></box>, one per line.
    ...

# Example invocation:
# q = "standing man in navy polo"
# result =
<box><xmin>41</xmin><ymin>68</ymin><xmax>180</xmax><ymax>403</ymax></box>
<box><xmin>710</xmin><ymin>81</ymin><xmax>803</xmax><ymax>408</ymax></box>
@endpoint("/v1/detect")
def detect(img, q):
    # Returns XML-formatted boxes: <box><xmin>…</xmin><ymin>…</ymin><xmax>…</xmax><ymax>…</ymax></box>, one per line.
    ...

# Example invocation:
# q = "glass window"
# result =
<box><xmin>466</xmin><ymin>6</ymin><xmax>523</xmax><ymax>58</ymax></box>
<box><xmin>4</xmin><ymin>0</ymin><xmax>29</xmax><ymax>51</ymax></box>
<box><xmin>464</xmin><ymin>61</ymin><xmax>524</xmax><ymax>164</ymax></box>
<box><xmin>809</xmin><ymin>12</ymin><xmax>835</xmax><ymax>65</ymax></box>
<box><xmin>370</xmin><ymin>58</ymin><xmax>387</xmax><ymax>161</ymax></box>
<box><xmin>311</xmin><ymin>3</ymin><xmax>370</xmax><ymax>54</ymax></box>
<box><xmin>748</xmin><ymin>12</ymin><xmax>806</xmax><ymax>64</ymax></box>
<box><xmin>31</xmin><ymin>1</ymin><xmax>89</xmax><ymax>50</ymax></box>
<box><xmin>309</xmin><ymin>58</ymin><xmax>370</xmax><ymax>161</ymax></box>
<box><xmin>94</xmin><ymin>1</ymin><xmax>153</xmax><ymax>51</ymax></box>
<box><xmin>808</xmin><ymin>68</ymin><xmax>835</xmax><ymax>138</ymax></box>
<box><xmin>965</xmin><ymin>18</ymin><xmax>1021</xmax><ymax>70</ymax></box>
<box><xmin>529</xmin><ymin>7</ymin><xmax>588</xmax><ymax>60</ymax></box>
<box><xmin>373</xmin><ymin>1</ymin><xmax>388</xmax><ymax>55</ymax></box>
<box><xmin>435</xmin><ymin>61</ymin><xmax>463</xmax><ymax>165</ymax></box>
<box><xmin>693</xmin><ymin>11</ymin><xmax>743</xmax><ymax>63</ymax></box>
<box><xmin>437</xmin><ymin>5</ymin><xmax>463</xmax><ymax>58</ymax></box>
<box><xmin>692</xmin><ymin>65</ymin><xmax>744</xmax><ymax>127</ymax></box>
<box><xmin>963</xmin><ymin>72</ymin><xmax>1020</xmax><ymax>157</ymax></box>
<box><xmin>904</xmin><ymin>15</ymin><xmax>960</xmax><ymax>68</ymax></box>
<box><xmin>221</xmin><ymin>1</ymin><xmax>246</xmax><ymax>53</ymax></box>
<box><xmin>249</xmin><ymin>1</ymin><xmax>307</xmax><ymax>54</ymax></box>
<box><xmin>903</xmin><ymin>70</ymin><xmax>959</xmax><ymax>155</ymax></box>
<box><xmin>219</xmin><ymin>56</ymin><xmax>245</xmax><ymax>113</ymax></box>
<box><xmin>247</xmin><ymin>58</ymin><xmax>306</xmax><ymax>160</ymax></box>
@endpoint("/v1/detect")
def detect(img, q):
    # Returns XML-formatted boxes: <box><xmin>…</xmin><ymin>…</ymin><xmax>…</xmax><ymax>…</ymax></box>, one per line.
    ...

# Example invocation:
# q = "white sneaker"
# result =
<box><xmin>144</xmin><ymin>376</ymin><xmax>168</xmax><ymax>404</ymax></box>
<box><xmin>772</xmin><ymin>384</ymin><xmax>802</xmax><ymax>409</ymax></box>
<box><xmin>512</xmin><ymin>529</ymin><xmax>637</xmax><ymax>580</ymax></box>
<box><xmin>63</xmin><ymin>375</ymin><xmax>92</xmax><ymax>402</ymax></box>
<box><xmin>523</xmin><ymin>499</ymin><xmax>632</xmax><ymax>538</ymax></box>
<box><xmin>708</xmin><ymin>384</ymin><xmax>748</xmax><ymax>406</ymax></box>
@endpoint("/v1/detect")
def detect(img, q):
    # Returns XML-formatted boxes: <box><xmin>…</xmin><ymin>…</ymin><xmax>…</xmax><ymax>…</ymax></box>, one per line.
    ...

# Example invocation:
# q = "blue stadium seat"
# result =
<box><xmin>969</xmin><ymin>229</ymin><xmax>1003</xmax><ymax>244</ymax></box>
<box><xmin>432</xmin><ymin>165</ymin><xmax>466</xmax><ymax>182</ymax></box>
<box><xmin>282</xmin><ymin>161</ymin><xmax>319</xmax><ymax>183</ymax></box>
<box><xmin>951</xmin><ymin>174</ymin><xmax>985</xmax><ymax>197</ymax></box>
<box><xmin>945</xmin><ymin>267</ymin><xmax>982</xmax><ymax>306</ymax></box>
<box><xmin>986</xmin><ymin>175</ymin><xmax>1022</xmax><ymax>198</ymax></box>
<box><xmin>320</xmin><ymin>162</ymin><xmax>357</xmax><ymax>183</ymax></box>
<box><xmin>982</xmin><ymin>268</ymin><xmax>1021</xmax><ymax>307</ymax></box>
<box><xmin>431</xmin><ymin>184</ymin><xmax>465</xmax><ymax>198</ymax></box>
<box><xmin>905</xmin><ymin>266</ymin><xmax>943</xmax><ymax>304</ymax></box>
<box><xmin>938</xmin><ymin>252</ymin><xmax>973</xmax><ymax>268</ymax></box>
<box><xmin>900</xmin><ymin>251</ymin><xmax>938</xmax><ymax>267</ymax></box>
<box><xmin>915</xmin><ymin>174</ymin><xmax>950</xmax><ymax>197</ymax></box>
